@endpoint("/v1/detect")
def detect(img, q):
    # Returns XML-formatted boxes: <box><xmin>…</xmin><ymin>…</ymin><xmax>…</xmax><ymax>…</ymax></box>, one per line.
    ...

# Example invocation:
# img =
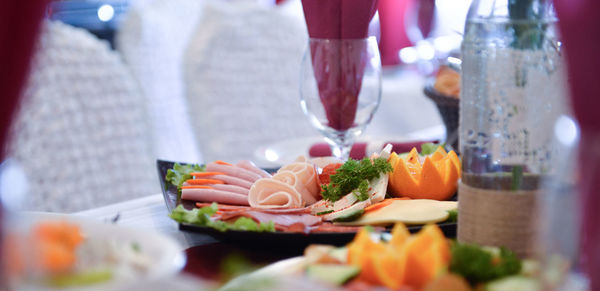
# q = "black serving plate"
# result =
<box><xmin>157</xmin><ymin>159</ymin><xmax>457</xmax><ymax>247</ymax></box>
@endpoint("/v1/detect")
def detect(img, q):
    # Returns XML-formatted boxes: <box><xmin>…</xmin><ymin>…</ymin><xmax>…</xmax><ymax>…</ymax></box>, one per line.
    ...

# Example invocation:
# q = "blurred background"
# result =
<box><xmin>3</xmin><ymin>0</ymin><xmax>472</xmax><ymax>213</ymax></box>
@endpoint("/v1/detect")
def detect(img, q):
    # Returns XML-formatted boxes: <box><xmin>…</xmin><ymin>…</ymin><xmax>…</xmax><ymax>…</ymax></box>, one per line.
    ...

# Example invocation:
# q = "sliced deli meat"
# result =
<box><xmin>206</xmin><ymin>162</ymin><xmax>262</xmax><ymax>182</ymax></box>
<box><xmin>210</xmin><ymin>174</ymin><xmax>253</xmax><ymax>189</ymax></box>
<box><xmin>181</xmin><ymin>188</ymin><xmax>250</xmax><ymax>206</ymax></box>
<box><xmin>194</xmin><ymin>202</ymin><xmax>311</xmax><ymax>214</ymax></box>
<box><xmin>236</xmin><ymin>160</ymin><xmax>272</xmax><ymax>178</ymax></box>
<box><xmin>216</xmin><ymin>210</ymin><xmax>322</xmax><ymax>230</ymax></box>
<box><xmin>248</xmin><ymin>178</ymin><xmax>303</xmax><ymax>208</ymax></box>
<box><xmin>272</xmin><ymin>171</ymin><xmax>318</xmax><ymax>205</ymax></box>
<box><xmin>277</xmin><ymin>162</ymin><xmax>321</xmax><ymax>201</ymax></box>
<box><xmin>248</xmin><ymin>161</ymin><xmax>322</xmax><ymax>209</ymax></box>
<box><xmin>209</xmin><ymin>184</ymin><xmax>250</xmax><ymax>195</ymax></box>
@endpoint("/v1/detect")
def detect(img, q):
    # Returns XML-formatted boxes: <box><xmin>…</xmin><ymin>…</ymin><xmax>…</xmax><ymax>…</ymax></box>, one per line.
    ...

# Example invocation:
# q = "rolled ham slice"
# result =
<box><xmin>206</xmin><ymin>162</ymin><xmax>262</xmax><ymax>182</ymax></box>
<box><xmin>278</xmin><ymin>162</ymin><xmax>320</xmax><ymax>201</ymax></box>
<box><xmin>272</xmin><ymin>170</ymin><xmax>318</xmax><ymax>205</ymax></box>
<box><xmin>248</xmin><ymin>178</ymin><xmax>303</xmax><ymax>208</ymax></box>
<box><xmin>181</xmin><ymin>188</ymin><xmax>250</xmax><ymax>206</ymax></box>
<box><xmin>236</xmin><ymin>160</ymin><xmax>272</xmax><ymax>178</ymax></box>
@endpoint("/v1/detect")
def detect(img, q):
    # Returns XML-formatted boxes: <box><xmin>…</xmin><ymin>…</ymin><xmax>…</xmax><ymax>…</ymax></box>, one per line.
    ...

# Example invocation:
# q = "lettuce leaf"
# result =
<box><xmin>169</xmin><ymin>204</ymin><xmax>275</xmax><ymax>233</ymax></box>
<box><xmin>165</xmin><ymin>163</ymin><xmax>205</xmax><ymax>195</ymax></box>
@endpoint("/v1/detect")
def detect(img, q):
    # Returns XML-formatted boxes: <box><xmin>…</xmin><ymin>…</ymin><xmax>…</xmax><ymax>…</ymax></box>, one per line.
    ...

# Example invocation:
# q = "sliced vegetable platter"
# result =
<box><xmin>157</xmin><ymin>154</ymin><xmax>457</xmax><ymax>247</ymax></box>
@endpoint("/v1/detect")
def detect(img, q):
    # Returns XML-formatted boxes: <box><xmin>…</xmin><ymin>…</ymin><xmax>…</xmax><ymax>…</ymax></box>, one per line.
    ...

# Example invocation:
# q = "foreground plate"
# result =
<box><xmin>12</xmin><ymin>212</ymin><xmax>186</xmax><ymax>291</ymax></box>
<box><xmin>157</xmin><ymin>159</ymin><xmax>456</xmax><ymax>247</ymax></box>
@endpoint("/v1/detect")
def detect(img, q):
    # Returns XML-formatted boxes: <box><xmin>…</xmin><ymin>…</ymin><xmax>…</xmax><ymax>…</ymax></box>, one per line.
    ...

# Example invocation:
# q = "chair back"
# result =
<box><xmin>183</xmin><ymin>1</ymin><xmax>315</xmax><ymax>163</ymax></box>
<box><xmin>5</xmin><ymin>21</ymin><xmax>157</xmax><ymax>212</ymax></box>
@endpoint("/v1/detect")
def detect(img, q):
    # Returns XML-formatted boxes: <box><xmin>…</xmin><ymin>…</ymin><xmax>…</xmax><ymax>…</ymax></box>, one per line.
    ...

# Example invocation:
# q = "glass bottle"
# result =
<box><xmin>458</xmin><ymin>0</ymin><xmax>569</xmax><ymax>257</ymax></box>
<box><xmin>460</xmin><ymin>0</ymin><xmax>566</xmax><ymax>190</ymax></box>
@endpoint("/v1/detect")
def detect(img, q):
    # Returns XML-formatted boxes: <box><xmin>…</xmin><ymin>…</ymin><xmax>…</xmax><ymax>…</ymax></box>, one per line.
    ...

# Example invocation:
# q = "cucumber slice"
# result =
<box><xmin>485</xmin><ymin>276</ymin><xmax>541</xmax><ymax>291</ymax></box>
<box><xmin>332</xmin><ymin>209</ymin><xmax>365</xmax><ymax>222</ymax></box>
<box><xmin>306</xmin><ymin>264</ymin><xmax>360</xmax><ymax>285</ymax></box>
<box><xmin>322</xmin><ymin>200</ymin><xmax>369</xmax><ymax>222</ymax></box>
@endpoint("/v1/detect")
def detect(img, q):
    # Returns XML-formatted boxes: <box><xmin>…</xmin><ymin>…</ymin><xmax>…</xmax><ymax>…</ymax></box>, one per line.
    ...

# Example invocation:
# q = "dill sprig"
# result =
<box><xmin>353</xmin><ymin>180</ymin><xmax>370</xmax><ymax>201</ymax></box>
<box><xmin>321</xmin><ymin>157</ymin><xmax>392</xmax><ymax>202</ymax></box>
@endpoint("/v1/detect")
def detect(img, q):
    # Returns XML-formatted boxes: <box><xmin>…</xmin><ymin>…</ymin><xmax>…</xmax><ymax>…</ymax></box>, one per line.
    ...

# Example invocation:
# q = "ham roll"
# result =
<box><xmin>248</xmin><ymin>178</ymin><xmax>303</xmax><ymax>208</ymax></box>
<box><xmin>248</xmin><ymin>161</ymin><xmax>321</xmax><ymax>209</ymax></box>
<box><xmin>272</xmin><ymin>171</ymin><xmax>318</xmax><ymax>205</ymax></box>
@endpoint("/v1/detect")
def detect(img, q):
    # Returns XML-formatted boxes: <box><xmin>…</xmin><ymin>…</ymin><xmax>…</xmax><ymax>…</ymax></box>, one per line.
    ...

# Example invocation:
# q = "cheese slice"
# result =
<box><xmin>337</xmin><ymin>199</ymin><xmax>457</xmax><ymax>226</ymax></box>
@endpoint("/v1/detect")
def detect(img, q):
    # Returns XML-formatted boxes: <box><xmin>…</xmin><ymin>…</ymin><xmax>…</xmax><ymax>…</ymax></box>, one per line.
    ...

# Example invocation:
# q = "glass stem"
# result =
<box><xmin>328</xmin><ymin>139</ymin><xmax>353</xmax><ymax>161</ymax></box>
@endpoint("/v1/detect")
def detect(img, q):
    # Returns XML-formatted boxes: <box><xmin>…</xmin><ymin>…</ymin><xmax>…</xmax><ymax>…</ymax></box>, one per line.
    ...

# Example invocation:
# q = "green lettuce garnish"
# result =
<box><xmin>165</xmin><ymin>163</ymin><xmax>205</xmax><ymax>195</ymax></box>
<box><xmin>169</xmin><ymin>204</ymin><xmax>275</xmax><ymax>232</ymax></box>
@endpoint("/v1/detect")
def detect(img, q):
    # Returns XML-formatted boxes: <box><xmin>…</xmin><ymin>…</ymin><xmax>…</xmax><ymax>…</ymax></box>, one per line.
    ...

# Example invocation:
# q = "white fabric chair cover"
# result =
<box><xmin>116</xmin><ymin>0</ymin><xmax>204</xmax><ymax>163</ymax></box>
<box><xmin>5</xmin><ymin>21</ymin><xmax>158</xmax><ymax>212</ymax></box>
<box><xmin>183</xmin><ymin>0</ymin><xmax>316</xmax><ymax>164</ymax></box>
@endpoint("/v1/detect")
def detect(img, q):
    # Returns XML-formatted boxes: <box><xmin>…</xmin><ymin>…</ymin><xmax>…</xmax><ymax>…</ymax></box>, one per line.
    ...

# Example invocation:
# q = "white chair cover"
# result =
<box><xmin>116</xmin><ymin>0</ymin><xmax>204</xmax><ymax>163</ymax></box>
<box><xmin>5</xmin><ymin>21</ymin><xmax>158</xmax><ymax>212</ymax></box>
<box><xmin>183</xmin><ymin>0</ymin><xmax>315</xmax><ymax>164</ymax></box>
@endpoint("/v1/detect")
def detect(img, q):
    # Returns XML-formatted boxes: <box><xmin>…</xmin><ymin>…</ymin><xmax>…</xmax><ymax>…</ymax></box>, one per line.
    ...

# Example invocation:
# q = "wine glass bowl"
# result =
<box><xmin>300</xmin><ymin>37</ymin><xmax>382</xmax><ymax>160</ymax></box>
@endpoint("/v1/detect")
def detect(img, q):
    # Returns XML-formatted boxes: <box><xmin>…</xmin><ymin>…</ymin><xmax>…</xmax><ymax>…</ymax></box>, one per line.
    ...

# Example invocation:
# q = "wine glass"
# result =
<box><xmin>300</xmin><ymin>37</ymin><xmax>382</xmax><ymax>160</ymax></box>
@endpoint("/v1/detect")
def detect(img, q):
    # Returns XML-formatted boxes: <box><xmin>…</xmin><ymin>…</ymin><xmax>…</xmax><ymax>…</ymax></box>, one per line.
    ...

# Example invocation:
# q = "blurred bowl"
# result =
<box><xmin>423</xmin><ymin>79</ymin><xmax>459</xmax><ymax>152</ymax></box>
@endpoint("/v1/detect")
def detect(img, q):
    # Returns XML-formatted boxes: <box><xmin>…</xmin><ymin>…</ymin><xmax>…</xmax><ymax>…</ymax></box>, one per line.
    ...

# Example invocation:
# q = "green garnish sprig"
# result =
<box><xmin>321</xmin><ymin>157</ymin><xmax>392</xmax><ymax>202</ymax></box>
<box><xmin>352</xmin><ymin>180</ymin><xmax>370</xmax><ymax>201</ymax></box>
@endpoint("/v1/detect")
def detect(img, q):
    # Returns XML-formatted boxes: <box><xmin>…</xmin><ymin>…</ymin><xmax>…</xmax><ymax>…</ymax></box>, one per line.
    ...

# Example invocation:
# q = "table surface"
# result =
<box><xmin>74</xmin><ymin>193</ymin><xmax>215</xmax><ymax>250</ymax></box>
<box><xmin>71</xmin><ymin>176</ymin><xmax>590</xmax><ymax>291</ymax></box>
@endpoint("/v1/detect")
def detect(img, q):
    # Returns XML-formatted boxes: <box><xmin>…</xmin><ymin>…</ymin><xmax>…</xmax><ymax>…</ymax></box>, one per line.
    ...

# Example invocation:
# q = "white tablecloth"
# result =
<box><xmin>74</xmin><ymin>194</ymin><xmax>217</xmax><ymax>250</ymax></box>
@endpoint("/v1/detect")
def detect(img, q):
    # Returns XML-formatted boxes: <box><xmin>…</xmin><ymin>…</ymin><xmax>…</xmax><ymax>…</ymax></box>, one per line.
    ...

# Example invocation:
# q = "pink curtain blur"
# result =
<box><xmin>555</xmin><ymin>1</ymin><xmax>600</xmax><ymax>289</ymax></box>
<box><xmin>0</xmin><ymin>1</ymin><xmax>48</xmax><ymax>160</ymax></box>
<box><xmin>378</xmin><ymin>0</ymin><xmax>412</xmax><ymax>66</ymax></box>
<box><xmin>0</xmin><ymin>0</ymin><xmax>48</xmax><ymax>285</ymax></box>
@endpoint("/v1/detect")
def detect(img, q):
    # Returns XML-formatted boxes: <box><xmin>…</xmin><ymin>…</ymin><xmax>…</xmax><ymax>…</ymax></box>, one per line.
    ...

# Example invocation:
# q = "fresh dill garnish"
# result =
<box><xmin>321</xmin><ymin>157</ymin><xmax>392</xmax><ymax>202</ymax></box>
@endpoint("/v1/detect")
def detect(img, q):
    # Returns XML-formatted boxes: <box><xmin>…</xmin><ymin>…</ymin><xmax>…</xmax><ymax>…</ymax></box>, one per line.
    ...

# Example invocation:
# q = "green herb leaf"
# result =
<box><xmin>321</xmin><ymin>157</ymin><xmax>392</xmax><ymax>202</ymax></box>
